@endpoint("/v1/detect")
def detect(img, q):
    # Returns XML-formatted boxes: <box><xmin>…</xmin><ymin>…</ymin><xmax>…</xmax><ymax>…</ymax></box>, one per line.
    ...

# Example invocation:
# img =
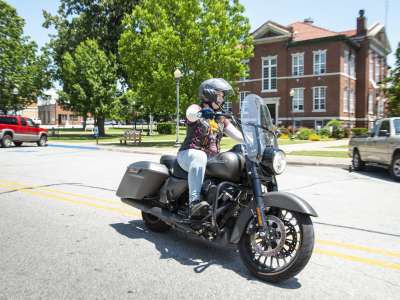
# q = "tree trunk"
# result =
<box><xmin>82</xmin><ymin>115</ymin><xmax>87</xmax><ymax>131</ymax></box>
<box><xmin>97</xmin><ymin>116</ymin><xmax>106</xmax><ymax>137</ymax></box>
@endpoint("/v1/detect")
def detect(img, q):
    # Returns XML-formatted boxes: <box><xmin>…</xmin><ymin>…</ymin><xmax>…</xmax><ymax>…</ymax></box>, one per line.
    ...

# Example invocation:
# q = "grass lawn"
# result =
<box><xmin>288</xmin><ymin>150</ymin><xmax>349</xmax><ymax>158</ymax></box>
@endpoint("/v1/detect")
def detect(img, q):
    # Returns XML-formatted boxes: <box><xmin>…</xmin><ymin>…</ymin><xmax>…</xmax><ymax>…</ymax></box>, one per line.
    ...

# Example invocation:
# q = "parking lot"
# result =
<box><xmin>1</xmin><ymin>145</ymin><xmax>399</xmax><ymax>299</ymax></box>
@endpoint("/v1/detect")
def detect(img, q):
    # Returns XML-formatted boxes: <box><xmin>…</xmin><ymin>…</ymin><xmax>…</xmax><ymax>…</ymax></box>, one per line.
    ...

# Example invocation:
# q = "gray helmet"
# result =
<box><xmin>198</xmin><ymin>78</ymin><xmax>234</xmax><ymax>104</ymax></box>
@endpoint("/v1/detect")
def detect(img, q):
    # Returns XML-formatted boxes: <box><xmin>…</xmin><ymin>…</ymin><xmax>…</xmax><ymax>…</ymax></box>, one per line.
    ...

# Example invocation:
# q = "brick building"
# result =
<box><xmin>38</xmin><ymin>103</ymin><xmax>82</xmax><ymax>126</ymax></box>
<box><xmin>235</xmin><ymin>10</ymin><xmax>391</xmax><ymax>129</ymax></box>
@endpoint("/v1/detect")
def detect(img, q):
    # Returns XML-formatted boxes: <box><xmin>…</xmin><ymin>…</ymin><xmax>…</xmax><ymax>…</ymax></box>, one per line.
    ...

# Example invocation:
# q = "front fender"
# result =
<box><xmin>229</xmin><ymin>191</ymin><xmax>317</xmax><ymax>244</ymax></box>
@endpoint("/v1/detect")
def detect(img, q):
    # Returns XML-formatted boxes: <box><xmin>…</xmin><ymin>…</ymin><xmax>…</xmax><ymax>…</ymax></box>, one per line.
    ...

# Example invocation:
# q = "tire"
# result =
<box><xmin>239</xmin><ymin>210</ymin><xmax>314</xmax><ymax>283</ymax></box>
<box><xmin>14</xmin><ymin>141</ymin><xmax>23</xmax><ymax>147</ymax></box>
<box><xmin>352</xmin><ymin>149</ymin><xmax>365</xmax><ymax>171</ymax></box>
<box><xmin>37</xmin><ymin>135</ymin><xmax>47</xmax><ymax>147</ymax></box>
<box><xmin>390</xmin><ymin>154</ymin><xmax>400</xmax><ymax>182</ymax></box>
<box><xmin>1</xmin><ymin>134</ymin><xmax>13</xmax><ymax>148</ymax></box>
<box><xmin>141</xmin><ymin>211</ymin><xmax>171</xmax><ymax>233</ymax></box>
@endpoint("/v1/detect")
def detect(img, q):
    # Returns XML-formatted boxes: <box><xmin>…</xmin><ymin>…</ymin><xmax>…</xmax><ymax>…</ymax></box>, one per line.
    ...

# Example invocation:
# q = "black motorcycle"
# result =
<box><xmin>117</xmin><ymin>94</ymin><xmax>317</xmax><ymax>283</ymax></box>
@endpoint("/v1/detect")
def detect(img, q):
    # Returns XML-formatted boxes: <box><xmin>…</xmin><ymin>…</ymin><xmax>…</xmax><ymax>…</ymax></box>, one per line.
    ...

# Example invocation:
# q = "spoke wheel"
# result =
<box><xmin>1</xmin><ymin>135</ymin><xmax>13</xmax><ymax>148</ymax></box>
<box><xmin>239</xmin><ymin>209</ymin><xmax>314</xmax><ymax>283</ymax></box>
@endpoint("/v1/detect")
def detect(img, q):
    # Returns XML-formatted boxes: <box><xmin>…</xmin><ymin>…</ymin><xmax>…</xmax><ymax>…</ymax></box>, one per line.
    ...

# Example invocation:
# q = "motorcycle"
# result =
<box><xmin>116</xmin><ymin>94</ymin><xmax>317</xmax><ymax>283</ymax></box>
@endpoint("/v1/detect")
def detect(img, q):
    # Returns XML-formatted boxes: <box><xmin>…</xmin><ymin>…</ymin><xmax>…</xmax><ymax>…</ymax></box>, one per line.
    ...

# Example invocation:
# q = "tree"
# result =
<box><xmin>385</xmin><ymin>43</ymin><xmax>400</xmax><ymax>116</ymax></box>
<box><xmin>0</xmin><ymin>0</ymin><xmax>51</xmax><ymax>114</ymax></box>
<box><xmin>59</xmin><ymin>39</ymin><xmax>118</xmax><ymax>136</ymax></box>
<box><xmin>118</xmin><ymin>0</ymin><xmax>253</xmax><ymax>116</ymax></box>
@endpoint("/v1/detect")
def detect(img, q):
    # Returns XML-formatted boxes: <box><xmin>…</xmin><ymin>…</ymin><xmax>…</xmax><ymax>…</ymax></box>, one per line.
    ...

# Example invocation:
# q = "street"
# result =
<box><xmin>1</xmin><ymin>145</ymin><xmax>399</xmax><ymax>299</ymax></box>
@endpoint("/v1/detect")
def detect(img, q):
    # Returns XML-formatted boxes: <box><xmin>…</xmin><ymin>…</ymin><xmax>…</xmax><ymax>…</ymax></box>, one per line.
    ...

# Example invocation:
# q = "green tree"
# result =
<box><xmin>386</xmin><ymin>43</ymin><xmax>400</xmax><ymax>116</ymax></box>
<box><xmin>59</xmin><ymin>39</ymin><xmax>118</xmax><ymax>136</ymax></box>
<box><xmin>118</xmin><ymin>0</ymin><xmax>253</xmax><ymax>116</ymax></box>
<box><xmin>0</xmin><ymin>0</ymin><xmax>51</xmax><ymax>114</ymax></box>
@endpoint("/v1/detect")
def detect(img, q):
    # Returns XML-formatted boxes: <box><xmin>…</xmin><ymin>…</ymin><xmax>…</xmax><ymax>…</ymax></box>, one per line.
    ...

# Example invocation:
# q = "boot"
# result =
<box><xmin>189</xmin><ymin>200</ymin><xmax>210</xmax><ymax>218</ymax></box>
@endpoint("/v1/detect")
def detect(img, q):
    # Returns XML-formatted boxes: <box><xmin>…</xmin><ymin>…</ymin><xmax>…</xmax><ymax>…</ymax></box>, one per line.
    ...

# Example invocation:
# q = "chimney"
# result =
<box><xmin>304</xmin><ymin>17</ymin><xmax>314</xmax><ymax>24</ymax></box>
<box><xmin>357</xmin><ymin>9</ymin><xmax>367</xmax><ymax>35</ymax></box>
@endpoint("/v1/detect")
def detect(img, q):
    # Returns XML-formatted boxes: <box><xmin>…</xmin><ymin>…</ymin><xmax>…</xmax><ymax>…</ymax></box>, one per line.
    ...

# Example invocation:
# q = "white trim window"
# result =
<box><xmin>350</xmin><ymin>54</ymin><xmax>356</xmax><ymax>78</ymax></box>
<box><xmin>369</xmin><ymin>51</ymin><xmax>374</xmax><ymax>82</ymax></box>
<box><xmin>344</xmin><ymin>49</ymin><xmax>349</xmax><ymax>75</ymax></box>
<box><xmin>292</xmin><ymin>88</ymin><xmax>304</xmax><ymax>112</ymax></box>
<box><xmin>313</xmin><ymin>86</ymin><xmax>327</xmax><ymax>111</ymax></box>
<box><xmin>368</xmin><ymin>93</ymin><xmax>374</xmax><ymax>114</ymax></box>
<box><xmin>350</xmin><ymin>88</ymin><xmax>355</xmax><ymax>113</ymax></box>
<box><xmin>292</xmin><ymin>53</ymin><xmax>304</xmax><ymax>76</ymax></box>
<box><xmin>313</xmin><ymin>50</ymin><xmax>327</xmax><ymax>75</ymax></box>
<box><xmin>315</xmin><ymin>120</ymin><xmax>324</xmax><ymax>130</ymax></box>
<box><xmin>375</xmin><ymin>57</ymin><xmax>381</xmax><ymax>83</ymax></box>
<box><xmin>343</xmin><ymin>87</ymin><xmax>349</xmax><ymax>113</ymax></box>
<box><xmin>262</xmin><ymin>56</ymin><xmax>277</xmax><ymax>92</ymax></box>
<box><xmin>239</xmin><ymin>91</ymin><xmax>250</xmax><ymax>110</ymax></box>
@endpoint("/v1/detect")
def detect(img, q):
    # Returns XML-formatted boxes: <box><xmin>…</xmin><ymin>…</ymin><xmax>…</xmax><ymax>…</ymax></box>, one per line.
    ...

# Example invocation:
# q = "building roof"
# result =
<box><xmin>289</xmin><ymin>22</ymin><xmax>339</xmax><ymax>42</ymax></box>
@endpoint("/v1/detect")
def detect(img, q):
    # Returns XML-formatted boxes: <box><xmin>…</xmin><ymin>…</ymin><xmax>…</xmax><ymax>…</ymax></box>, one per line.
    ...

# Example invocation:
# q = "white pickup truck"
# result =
<box><xmin>349</xmin><ymin>117</ymin><xmax>400</xmax><ymax>181</ymax></box>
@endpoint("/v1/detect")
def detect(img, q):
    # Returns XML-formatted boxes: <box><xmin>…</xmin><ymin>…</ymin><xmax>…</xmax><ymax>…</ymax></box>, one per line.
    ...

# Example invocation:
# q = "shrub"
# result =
<box><xmin>308</xmin><ymin>133</ymin><xmax>321</xmax><ymax>141</ymax></box>
<box><xmin>278</xmin><ymin>127</ymin><xmax>290</xmax><ymax>135</ymax></box>
<box><xmin>319</xmin><ymin>127</ymin><xmax>331</xmax><ymax>138</ymax></box>
<box><xmin>280</xmin><ymin>133</ymin><xmax>289</xmax><ymax>139</ymax></box>
<box><xmin>157</xmin><ymin>122</ymin><xmax>176</xmax><ymax>134</ymax></box>
<box><xmin>297</xmin><ymin>127</ymin><xmax>315</xmax><ymax>140</ymax></box>
<box><xmin>351</xmin><ymin>127</ymin><xmax>369</xmax><ymax>136</ymax></box>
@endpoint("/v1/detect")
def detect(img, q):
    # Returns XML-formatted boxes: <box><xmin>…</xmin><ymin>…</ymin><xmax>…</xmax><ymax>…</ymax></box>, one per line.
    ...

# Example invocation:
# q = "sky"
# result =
<box><xmin>6</xmin><ymin>0</ymin><xmax>400</xmax><ymax>66</ymax></box>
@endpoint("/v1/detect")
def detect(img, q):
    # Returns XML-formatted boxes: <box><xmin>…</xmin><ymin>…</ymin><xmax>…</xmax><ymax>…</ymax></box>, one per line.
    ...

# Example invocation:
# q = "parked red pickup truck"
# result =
<box><xmin>0</xmin><ymin>115</ymin><xmax>48</xmax><ymax>148</ymax></box>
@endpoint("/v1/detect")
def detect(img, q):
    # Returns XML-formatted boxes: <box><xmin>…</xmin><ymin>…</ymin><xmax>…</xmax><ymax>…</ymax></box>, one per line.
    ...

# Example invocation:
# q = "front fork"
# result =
<box><xmin>248</xmin><ymin>161</ymin><xmax>268</xmax><ymax>231</ymax></box>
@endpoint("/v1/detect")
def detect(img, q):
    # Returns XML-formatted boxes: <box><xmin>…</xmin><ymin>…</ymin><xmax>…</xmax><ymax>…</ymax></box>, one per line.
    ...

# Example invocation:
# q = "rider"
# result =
<box><xmin>177</xmin><ymin>78</ymin><xmax>244</xmax><ymax>217</ymax></box>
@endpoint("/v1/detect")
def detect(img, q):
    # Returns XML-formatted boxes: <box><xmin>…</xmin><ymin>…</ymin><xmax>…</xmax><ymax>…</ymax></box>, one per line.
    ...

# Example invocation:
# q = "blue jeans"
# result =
<box><xmin>177</xmin><ymin>149</ymin><xmax>207</xmax><ymax>204</ymax></box>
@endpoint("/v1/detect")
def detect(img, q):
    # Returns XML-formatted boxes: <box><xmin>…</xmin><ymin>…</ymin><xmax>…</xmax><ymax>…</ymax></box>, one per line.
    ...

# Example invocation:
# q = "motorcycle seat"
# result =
<box><xmin>160</xmin><ymin>155</ymin><xmax>188</xmax><ymax>179</ymax></box>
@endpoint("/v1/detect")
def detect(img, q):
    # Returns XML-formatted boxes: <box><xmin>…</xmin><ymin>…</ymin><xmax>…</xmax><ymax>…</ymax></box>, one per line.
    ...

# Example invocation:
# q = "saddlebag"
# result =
<box><xmin>116</xmin><ymin>161</ymin><xmax>169</xmax><ymax>200</ymax></box>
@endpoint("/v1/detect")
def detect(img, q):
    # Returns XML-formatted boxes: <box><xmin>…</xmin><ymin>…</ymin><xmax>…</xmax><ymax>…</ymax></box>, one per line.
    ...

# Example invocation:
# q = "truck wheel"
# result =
<box><xmin>390</xmin><ymin>154</ymin><xmax>400</xmax><ymax>182</ymax></box>
<box><xmin>37</xmin><ymin>135</ymin><xmax>47</xmax><ymax>147</ymax></box>
<box><xmin>1</xmin><ymin>135</ymin><xmax>13</xmax><ymax>148</ymax></box>
<box><xmin>141</xmin><ymin>211</ymin><xmax>171</xmax><ymax>233</ymax></box>
<box><xmin>352</xmin><ymin>149</ymin><xmax>365</xmax><ymax>171</ymax></box>
<box><xmin>14</xmin><ymin>141</ymin><xmax>23</xmax><ymax>147</ymax></box>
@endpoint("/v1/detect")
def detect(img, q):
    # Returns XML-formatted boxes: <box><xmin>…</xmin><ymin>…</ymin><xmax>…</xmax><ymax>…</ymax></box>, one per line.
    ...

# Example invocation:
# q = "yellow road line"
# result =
<box><xmin>0</xmin><ymin>182</ymin><xmax>141</xmax><ymax>218</ymax></box>
<box><xmin>317</xmin><ymin>239</ymin><xmax>400</xmax><ymax>259</ymax></box>
<box><xmin>0</xmin><ymin>179</ymin><xmax>118</xmax><ymax>205</ymax></box>
<box><xmin>2</xmin><ymin>179</ymin><xmax>400</xmax><ymax>272</ymax></box>
<box><xmin>315</xmin><ymin>248</ymin><xmax>400</xmax><ymax>271</ymax></box>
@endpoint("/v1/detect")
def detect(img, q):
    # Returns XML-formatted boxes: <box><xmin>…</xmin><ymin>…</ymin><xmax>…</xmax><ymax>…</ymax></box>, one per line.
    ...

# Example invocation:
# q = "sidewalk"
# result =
<box><xmin>50</xmin><ymin>139</ymin><xmax>350</xmax><ymax>168</ymax></box>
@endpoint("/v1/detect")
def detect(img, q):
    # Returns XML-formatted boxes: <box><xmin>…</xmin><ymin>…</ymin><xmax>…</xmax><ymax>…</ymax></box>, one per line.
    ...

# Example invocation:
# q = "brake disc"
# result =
<box><xmin>250</xmin><ymin>215</ymin><xmax>286</xmax><ymax>257</ymax></box>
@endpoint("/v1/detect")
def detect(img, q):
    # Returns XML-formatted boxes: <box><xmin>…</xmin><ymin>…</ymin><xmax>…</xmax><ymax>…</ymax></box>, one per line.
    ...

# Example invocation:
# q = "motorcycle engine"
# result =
<box><xmin>201</xmin><ymin>179</ymin><xmax>218</xmax><ymax>204</ymax></box>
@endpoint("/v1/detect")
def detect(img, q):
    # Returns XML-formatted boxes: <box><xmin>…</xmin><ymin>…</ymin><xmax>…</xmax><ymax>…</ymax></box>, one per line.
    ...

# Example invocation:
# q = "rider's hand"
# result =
<box><xmin>200</xmin><ymin>108</ymin><xmax>214</xmax><ymax>119</ymax></box>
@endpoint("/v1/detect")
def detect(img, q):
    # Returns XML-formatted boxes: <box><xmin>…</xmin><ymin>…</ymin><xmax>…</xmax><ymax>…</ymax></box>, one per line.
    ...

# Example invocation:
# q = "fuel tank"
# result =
<box><xmin>206</xmin><ymin>151</ymin><xmax>245</xmax><ymax>182</ymax></box>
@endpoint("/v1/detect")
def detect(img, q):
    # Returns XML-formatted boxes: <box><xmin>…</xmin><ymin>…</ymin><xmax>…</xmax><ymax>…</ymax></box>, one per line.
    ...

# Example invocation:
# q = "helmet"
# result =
<box><xmin>198</xmin><ymin>78</ymin><xmax>233</xmax><ymax>105</ymax></box>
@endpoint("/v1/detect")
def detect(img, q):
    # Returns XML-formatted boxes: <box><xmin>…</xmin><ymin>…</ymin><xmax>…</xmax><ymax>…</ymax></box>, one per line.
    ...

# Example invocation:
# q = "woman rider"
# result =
<box><xmin>177</xmin><ymin>78</ymin><xmax>244</xmax><ymax>217</ymax></box>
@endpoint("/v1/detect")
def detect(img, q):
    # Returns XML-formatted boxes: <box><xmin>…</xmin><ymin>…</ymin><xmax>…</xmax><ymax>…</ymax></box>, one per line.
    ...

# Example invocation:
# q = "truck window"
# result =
<box><xmin>394</xmin><ymin>119</ymin><xmax>400</xmax><ymax>135</ymax></box>
<box><xmin>371</xmin><ymin>122</ymin><xmax>381</xmax><ymax>137</ymax></box>
<box><xmin>0</xmin><ymin>117</ymin><xmax>17</xmax><ymax>125</ymax></box>
<box><xmin>26</xmin><ymin>119</ymin><xmax>35</xmax><ymax>127</ymax></box>
<box><xmin>20</xmin><ymin>118</ymin><xmax>27</xmax><ymax>126</ymax></box>
<box><xmin>379</xmin><ymin>120</ymin><xmax>391</xmax><ymax>135</ymax></box>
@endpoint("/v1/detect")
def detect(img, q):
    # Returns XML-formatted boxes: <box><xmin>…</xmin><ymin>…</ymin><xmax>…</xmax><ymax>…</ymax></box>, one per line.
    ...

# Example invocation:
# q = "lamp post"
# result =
<box><xmin>12</xmin><ymin>87</ymin><xmax>18</xmax><ymax>114</ymax></box>
<box><xmin>174</xmin><ymin>68</ymin><xmax>182</xmax><ymax>146</ymax></box>
<box><xmin>289</xmin><ymin>89</ymin><xmax>295</xmax><ymax>135</ymax></box>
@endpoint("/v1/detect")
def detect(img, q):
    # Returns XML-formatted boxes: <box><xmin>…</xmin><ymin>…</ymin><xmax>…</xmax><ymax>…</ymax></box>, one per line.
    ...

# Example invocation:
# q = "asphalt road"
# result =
<box><xmin>0</xmin><ymin>144</ymin><xmax>399</xmax><ymax>299</ymax></box>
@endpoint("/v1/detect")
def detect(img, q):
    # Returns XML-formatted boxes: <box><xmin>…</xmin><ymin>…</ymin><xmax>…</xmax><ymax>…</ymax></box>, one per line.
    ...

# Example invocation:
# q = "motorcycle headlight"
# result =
<box><xmin>272</xmin><ymin>150</ymin><xmax>287</xmax><ymax>175</ymax></box>
<box><xmin>261</xmin><ymin>148</ymin><xmax>287</xmax><ymax>175</ymax></box>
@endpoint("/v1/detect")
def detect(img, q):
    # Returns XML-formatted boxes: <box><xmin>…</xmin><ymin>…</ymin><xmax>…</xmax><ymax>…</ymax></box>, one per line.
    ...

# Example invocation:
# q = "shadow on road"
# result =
<box><xmin>350</xmin><ymin>166</ymin><xmax>398</xmax><ymax>183</ymax></box>
<box><xmin>110</xmin><ymin>220</ymin><xmax>302</xmax><ymax>289</ymax></box>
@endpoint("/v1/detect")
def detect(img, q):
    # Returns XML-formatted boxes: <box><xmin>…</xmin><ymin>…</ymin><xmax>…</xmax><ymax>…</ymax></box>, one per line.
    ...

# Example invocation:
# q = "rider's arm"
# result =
<box><xmin>224</xmin><ymin>119</ymin><xmax>244</xmax><ymax>143</ymax></box>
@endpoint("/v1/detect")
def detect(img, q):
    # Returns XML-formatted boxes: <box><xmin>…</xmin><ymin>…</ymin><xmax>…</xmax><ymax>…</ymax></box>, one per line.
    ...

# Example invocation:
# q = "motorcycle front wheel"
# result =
<box><xmin>238</xmin><ymin>209</ymin><xmax>314</xmax><ymax>283</ymax></box>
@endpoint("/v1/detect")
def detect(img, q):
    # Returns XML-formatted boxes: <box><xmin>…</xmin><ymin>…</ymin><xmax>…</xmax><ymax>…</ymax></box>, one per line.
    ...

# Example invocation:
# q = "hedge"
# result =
<box><xmin>157</xmin><ymin>123</ymin><xmax>176</xmax><ymax>134</ymax></box>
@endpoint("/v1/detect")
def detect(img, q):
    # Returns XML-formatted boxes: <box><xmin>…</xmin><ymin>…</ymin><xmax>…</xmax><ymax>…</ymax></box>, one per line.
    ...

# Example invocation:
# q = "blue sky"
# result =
<box><xmin>6</xmin><ymin>0</ymin><xmax>400</xmax><ymax>66</ymax></box>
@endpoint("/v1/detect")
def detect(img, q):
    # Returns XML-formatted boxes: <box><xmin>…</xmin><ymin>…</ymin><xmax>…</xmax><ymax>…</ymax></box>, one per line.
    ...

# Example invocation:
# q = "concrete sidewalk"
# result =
<box><xmin>49</xmin><ymin>139</ymin><xmax>351</xmax><ymax>168</ymax></box>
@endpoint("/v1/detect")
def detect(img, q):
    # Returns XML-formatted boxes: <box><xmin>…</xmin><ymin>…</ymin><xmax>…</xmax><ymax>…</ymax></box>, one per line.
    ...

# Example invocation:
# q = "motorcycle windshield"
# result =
<box><xmin>240</xmin><ymin>94</ymin><xmax>275</xmax><ymax>162</ymax></box>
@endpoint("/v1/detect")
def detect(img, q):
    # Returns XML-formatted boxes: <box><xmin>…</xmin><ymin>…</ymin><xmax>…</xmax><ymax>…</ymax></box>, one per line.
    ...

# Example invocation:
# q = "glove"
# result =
<box><xmin>200</xmin><ymin>108</ymin><xmax>214</xmax><ymax>119</ymax></box>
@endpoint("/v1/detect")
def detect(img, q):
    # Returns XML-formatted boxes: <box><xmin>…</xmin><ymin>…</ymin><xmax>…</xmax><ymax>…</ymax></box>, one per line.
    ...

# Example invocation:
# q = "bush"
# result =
<box><xmin>280</xmin><ymin>133</ymin><xmax>289</xmax><ymax>139</ymax></box>
<box><xmin>319</xmin><ymin>127</ymin><xmax>331</xmax><ymax>138</ymax></box>
<box><xmin>278</xmin><ymin>127</ymin><xmax>290</xmax><ymax>135</ymax></box>
<box><xmin>351</xmin><ymin>127</ymin><xmax>369</xmax><ymax>136</ymax></box>
<box><xmin>157</xmin><ymin>122</ymin><xmax>176</xmax><ymax>134</ymax></box>
<box><xmin>308</xmin><ymin>133</ymin><xmax>321</xmax><ymax>141</ymax></box>
<box><xmin>297</xmin><ymin>127</ymin><xmax>315</xmax><ymax>140</ymax></box>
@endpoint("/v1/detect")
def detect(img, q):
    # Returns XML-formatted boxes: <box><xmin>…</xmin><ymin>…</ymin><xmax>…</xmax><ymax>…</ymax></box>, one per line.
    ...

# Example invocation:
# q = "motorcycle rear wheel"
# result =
<box><xmin>141</xmin><ymin>211</ymin><xmax>171</xmax><ymax>233</ymax></box>
<box><xmin>238</xmin><ymin>210</ymin><xmax>314</xmax><ymax>283</ymax></box>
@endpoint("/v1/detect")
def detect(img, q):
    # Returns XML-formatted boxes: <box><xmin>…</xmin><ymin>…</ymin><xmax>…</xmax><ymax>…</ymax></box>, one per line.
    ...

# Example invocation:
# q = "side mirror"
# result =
<box><xmin>34</xmin><ymin>124</ymin><xmax>39</xmax><ymax>128</ymax></box>
<box><xmin>378</xmin><ymin>129</ymin><xmax>389</xmax><ymax>137</ymax></box>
